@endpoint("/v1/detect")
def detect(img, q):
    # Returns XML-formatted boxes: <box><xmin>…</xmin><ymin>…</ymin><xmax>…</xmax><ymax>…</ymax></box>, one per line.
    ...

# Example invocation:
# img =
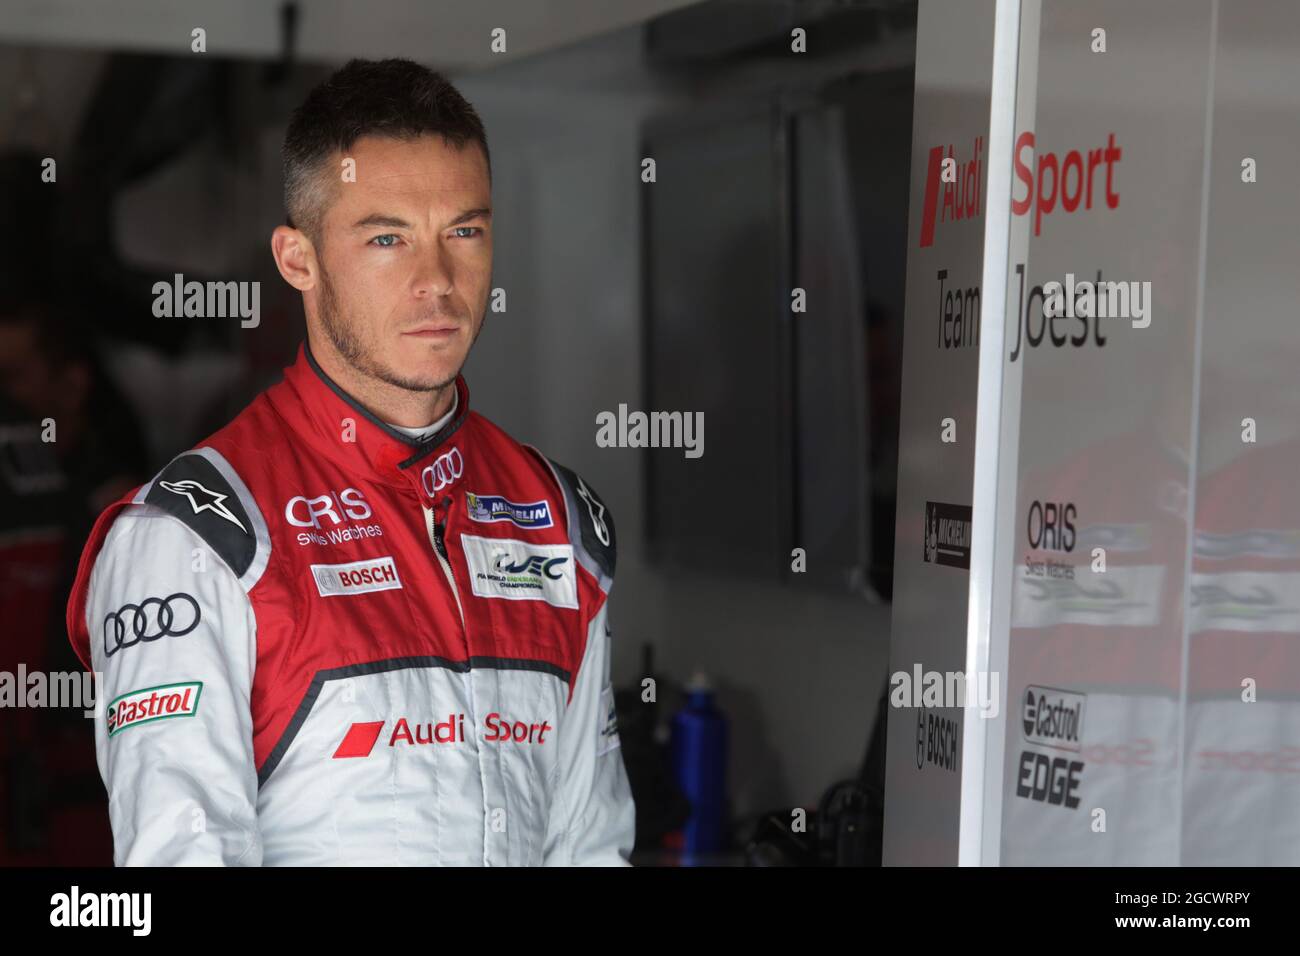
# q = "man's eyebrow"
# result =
<box><xmin>352</xmin><ymin>214</ymin><xmax>412</xmax><ymax>229</ymax></box>
<box><xmin>351</xmin><ymin>208</ymin><xmax>492</xmax><ymax>230</ymax></box>
<box><xmin>448</xmin><ymin>207</ymin><xmax>492</xmax><ymax>226</ymax></box>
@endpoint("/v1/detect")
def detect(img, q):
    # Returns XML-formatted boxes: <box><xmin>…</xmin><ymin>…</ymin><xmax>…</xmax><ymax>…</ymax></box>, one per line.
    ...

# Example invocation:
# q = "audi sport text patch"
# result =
<box><xmin>311</xmin><ymin>555</ymin><xmax>403</xmax><ymax>597</ymax></box>
<box><xmin>465</xmin><ymin>492</ymin><xmax>554</xmax><ymax>529</ymax></box>
<box><xmin>107</xmin><ymin>682</ymin><xmax>202</xmax><ymax>737</ymax></box>
<box><xmin>460</xmin><ymin>535</ymin><xmax>578</xmax><ymax>608</ymax></box>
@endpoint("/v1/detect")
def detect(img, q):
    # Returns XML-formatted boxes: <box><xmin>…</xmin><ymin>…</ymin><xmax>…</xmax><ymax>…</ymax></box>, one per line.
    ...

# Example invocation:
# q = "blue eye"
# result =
<box><xmin>369</xmin><ymin>234</ymin><xmax>399</xmax><ymax>247</ymax></box>
<box><xmin>452</xmin><ymin>226</ymin><xmax>482</xmax><ymax>239</ymax></box>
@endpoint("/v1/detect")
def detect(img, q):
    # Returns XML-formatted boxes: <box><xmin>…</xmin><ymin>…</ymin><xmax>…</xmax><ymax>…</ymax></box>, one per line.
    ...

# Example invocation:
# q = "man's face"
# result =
<box><xmin>311</xmin><ymin>134</ymin><xmax>492</xmax><ymax>392</ymax></box>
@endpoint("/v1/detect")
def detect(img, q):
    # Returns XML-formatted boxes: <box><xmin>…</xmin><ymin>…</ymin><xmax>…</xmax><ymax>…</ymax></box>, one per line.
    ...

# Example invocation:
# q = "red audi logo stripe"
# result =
<box><xmin>333</xmin><ymin>721</ymin><xmax>385</xmax><ymax>758</ymax></box>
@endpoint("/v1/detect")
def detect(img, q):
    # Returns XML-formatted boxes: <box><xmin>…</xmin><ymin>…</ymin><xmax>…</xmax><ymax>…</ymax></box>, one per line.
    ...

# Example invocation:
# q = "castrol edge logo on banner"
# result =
<box><xmin>923</xmin><ymin>129</ymin><xmax>1130</xmax><ymax>357</ymax></box>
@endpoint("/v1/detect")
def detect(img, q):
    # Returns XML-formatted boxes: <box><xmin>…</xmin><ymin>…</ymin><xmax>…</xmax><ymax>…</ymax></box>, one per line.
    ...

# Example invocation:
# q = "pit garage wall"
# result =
<box><xmin>888</xmin><ymin>0</ymin><xmax>1300</xmax><ymax>865</ymax></box>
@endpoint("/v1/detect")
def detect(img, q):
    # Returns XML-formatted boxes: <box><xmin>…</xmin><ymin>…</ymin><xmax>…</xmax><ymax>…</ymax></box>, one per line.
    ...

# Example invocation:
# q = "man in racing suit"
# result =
<box><xmin>64</xmin><ymin>59</ymin><xmax>634</xmax><ymax>865</ymax></box>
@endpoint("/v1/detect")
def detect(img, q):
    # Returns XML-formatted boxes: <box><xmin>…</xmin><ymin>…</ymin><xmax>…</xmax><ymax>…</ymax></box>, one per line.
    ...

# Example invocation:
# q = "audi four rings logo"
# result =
<box><xmin>420</xmin><ymin>448</ymin><xmax>464</xmax><ymax>496</ymax></box>
<box><xmin>103</xmin><ymin>593</ymin><xmax>201</xmax><ymax>658</ymax></box>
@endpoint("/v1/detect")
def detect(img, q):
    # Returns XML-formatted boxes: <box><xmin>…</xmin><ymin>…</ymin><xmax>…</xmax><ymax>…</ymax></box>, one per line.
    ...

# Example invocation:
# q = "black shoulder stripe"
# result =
<box><xmin>141</xmin><ymin>450</ymin><xmax>260</xmax><ymax>580</ymax></box>
<box><xmin>546</xmin><ymin>459</ymin><xmax>616</xmax><ymax>586</ymax></box>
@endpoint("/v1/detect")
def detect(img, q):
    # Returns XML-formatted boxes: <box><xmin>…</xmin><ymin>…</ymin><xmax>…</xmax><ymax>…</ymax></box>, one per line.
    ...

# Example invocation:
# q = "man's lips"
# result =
<box><xmin>401</xmin><ymin>325</ymin><xmax>460</xmax><ymax>338</ymax></box>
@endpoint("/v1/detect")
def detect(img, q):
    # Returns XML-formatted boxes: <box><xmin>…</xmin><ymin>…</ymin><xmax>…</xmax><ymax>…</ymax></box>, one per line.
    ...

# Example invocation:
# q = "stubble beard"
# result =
<box><xmin>317</xmin><ymin>265</ymin><xmax>478</xmax><ymax>394</ymax></box>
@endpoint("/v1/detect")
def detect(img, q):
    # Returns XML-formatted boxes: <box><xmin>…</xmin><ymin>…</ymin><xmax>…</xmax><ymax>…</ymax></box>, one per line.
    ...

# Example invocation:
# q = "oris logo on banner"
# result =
<box><xmin>1027</xmin><ymin>500</ymin><xmax>1077</xmax><ymax>553</ymax></box>
<box><xmin>421</xmin><ymin>448</ymin><xmax>464</xmax><ymax>496</ymax></box>
<box><xmin>285</xmin><ymin>488</ymin><xmax>372</xmax><ymax>529</ymax></box>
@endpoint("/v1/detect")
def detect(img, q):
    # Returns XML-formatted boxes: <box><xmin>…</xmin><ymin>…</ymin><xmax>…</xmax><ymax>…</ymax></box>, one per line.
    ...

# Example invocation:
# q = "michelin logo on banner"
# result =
<box><xmin>924</xmin><ymin>501</ymin><xmax>972</xmax><ymax>568</ymax></box>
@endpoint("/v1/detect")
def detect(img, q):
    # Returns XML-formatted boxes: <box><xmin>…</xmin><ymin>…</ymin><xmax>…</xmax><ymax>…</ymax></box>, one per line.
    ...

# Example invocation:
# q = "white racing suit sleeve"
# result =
<box><xmin>544</xmin><ymin>600</ymin><xmax>636</xmax><ymax>865</ymax></box>
<box><xmin>87</xmin><ymin>504</ymin><xmax>261</xmax><ymax>865</ymax></box>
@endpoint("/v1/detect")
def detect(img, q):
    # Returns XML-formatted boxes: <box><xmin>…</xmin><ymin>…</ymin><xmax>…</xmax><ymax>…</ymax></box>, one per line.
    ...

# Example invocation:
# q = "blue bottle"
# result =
<box><xmin>670</xmin><ymin>672</ymin><xmax>728</xmax><ymax>859</ymax></box>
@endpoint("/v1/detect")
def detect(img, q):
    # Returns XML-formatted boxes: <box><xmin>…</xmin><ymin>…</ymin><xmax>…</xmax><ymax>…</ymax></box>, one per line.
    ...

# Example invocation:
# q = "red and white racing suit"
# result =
<box><xmin>66</xmin><ymin>344</ymin><xmax>634</xmax><ymax>865</ymax></box>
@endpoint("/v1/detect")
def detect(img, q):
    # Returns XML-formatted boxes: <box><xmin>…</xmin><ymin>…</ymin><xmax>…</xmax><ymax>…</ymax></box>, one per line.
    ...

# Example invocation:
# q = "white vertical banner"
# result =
<box><xmin>883</xmin><ymin>0</ymin><xmax>1010</xmax><ymax>865</ymax></box>
<box><xmin>996</xmin><ymin>0</ymin><xmax>1216</xmax><ymax>866</ymax></box>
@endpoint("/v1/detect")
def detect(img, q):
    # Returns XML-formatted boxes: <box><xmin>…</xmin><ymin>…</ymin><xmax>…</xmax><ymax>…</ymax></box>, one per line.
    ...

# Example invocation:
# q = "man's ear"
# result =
<box><xmin>271</xmin><ymin>225</ymin><xmax>317</xmax><ymax>292</ymax></box>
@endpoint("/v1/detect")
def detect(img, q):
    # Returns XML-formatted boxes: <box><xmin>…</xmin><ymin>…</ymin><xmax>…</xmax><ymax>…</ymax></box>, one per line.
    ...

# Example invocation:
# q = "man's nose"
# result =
<box><xmin>412</xmin><ymin>241</ymin><xmax>455</xmax><ymax>298</ymax></box>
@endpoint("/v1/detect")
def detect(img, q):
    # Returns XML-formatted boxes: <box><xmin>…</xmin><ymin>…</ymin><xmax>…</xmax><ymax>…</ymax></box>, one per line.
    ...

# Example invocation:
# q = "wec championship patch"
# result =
<box><xmin>460</xmin><ymin>534</ymin><xmax>578</xmax><ymax>608</ymax></box>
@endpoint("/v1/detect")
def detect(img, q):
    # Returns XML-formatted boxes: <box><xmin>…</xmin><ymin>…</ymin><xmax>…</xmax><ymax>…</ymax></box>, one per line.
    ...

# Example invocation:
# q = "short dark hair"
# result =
<box><xmin>282</xmin><ymin>58</ymin><xmax>490</xmax><ymax>240</ymax></box>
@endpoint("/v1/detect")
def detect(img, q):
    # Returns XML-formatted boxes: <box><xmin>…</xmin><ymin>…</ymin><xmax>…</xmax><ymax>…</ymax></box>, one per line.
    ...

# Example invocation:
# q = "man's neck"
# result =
<box><xmin>308</xmin><ymin>334</ymin><xmax>456</xmax><ymax>429</ymax></box>
<box><xmin>388</xmin><ymin>393</ymin><xmax>458</xmax><ymax>441</ymax></box>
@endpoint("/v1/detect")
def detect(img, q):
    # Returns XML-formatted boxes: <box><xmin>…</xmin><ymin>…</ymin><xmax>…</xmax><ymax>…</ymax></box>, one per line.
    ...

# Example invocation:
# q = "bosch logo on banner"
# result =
<box><xmin>918</xmin><ymin>137</ymin><xmax>983</xmax><ymax>248</ymax></box>
<box><xmin>915</xmin><ymin>706</ymin><xmax>959</xmax><ymax>772</ymax></box>
<box><xmin>421</xmin><ymin>447</ymin><xmax>464</xmax><ymax>496</ymax></box>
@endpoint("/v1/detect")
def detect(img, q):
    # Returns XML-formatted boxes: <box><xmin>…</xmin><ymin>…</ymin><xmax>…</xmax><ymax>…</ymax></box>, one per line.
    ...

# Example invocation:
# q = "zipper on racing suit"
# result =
<box><xmin>427</xmin><ymin>492</ymin><xmax>497</xmax><ymax>864</ymax></box>
<box><xmin>426</xmin><ymin>494</ymin><xmax>465</xmax><ymax>627</ymax></box>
